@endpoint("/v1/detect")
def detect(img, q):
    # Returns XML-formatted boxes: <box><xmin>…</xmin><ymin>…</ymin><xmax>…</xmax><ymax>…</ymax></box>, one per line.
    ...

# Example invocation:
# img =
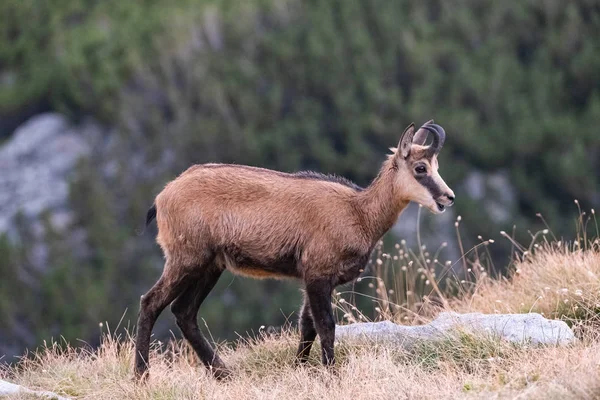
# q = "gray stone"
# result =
<box><xmin>0</xmin><ymin>113</ymin><xmax>101</xmax><ymax>235</ymax></box>
<box><xmin>0</xmin><ymin>378</ymin><xmax>70</xmax><ymax>399</ymax></box>
<box><xmin>335</xmin><ymin>312</ymin><xmax>575</xmax><ymax>347</ymax></box>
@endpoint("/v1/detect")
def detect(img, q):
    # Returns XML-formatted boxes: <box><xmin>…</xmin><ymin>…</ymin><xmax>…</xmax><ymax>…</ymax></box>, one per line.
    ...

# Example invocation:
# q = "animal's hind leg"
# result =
<box><xmin>305</xmin><ymin>279</ymin><xmax>335</xmax><ymax>366</ymax></box>
<box><xmin>295</xmin><ymin>295</ymin><xmax>317</xmax><ymax>364</ymax></box>
<box><xmin>134</xmin><ymin>265</ymin><xmax>190</xmax><ymax>380</ymax></box>
<box><xmin>171</xmin><ymin>264</ymin><xmax>229</xmax><ymax>379</ymax></box>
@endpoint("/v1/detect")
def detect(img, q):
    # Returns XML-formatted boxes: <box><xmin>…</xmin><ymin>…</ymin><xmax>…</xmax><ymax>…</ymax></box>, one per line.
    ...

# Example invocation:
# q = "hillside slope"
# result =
<box><xmin>2</xmin><ymin>243</ymin><xmax>599</xmax><ymax>399</ymax></box>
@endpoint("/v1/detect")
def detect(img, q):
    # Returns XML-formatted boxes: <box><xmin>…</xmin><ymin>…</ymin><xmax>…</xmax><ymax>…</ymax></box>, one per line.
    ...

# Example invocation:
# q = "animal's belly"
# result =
<box><xmin>215</xmin><ymin>252</ymin><xmax>300</xmax><ymax>280</ymax></box>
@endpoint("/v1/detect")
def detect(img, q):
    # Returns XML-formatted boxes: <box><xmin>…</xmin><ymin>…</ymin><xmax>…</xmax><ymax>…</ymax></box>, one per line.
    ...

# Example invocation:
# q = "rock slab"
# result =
<box><xmin>0</xmin><ymin>113</ymin><xmax>97</xmax><ymax>234</ymax></box>
<box><xmin>0</xmin><ymin>379</ymin><xmax>70</xmax><ymax>399</ymax></box>
<box><xmin>335</xmin><ymin>312</ymin><xmax>575</xmax><ymax>347</ymax></box>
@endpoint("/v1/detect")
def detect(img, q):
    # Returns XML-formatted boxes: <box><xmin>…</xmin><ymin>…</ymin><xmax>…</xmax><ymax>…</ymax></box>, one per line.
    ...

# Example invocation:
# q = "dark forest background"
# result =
<box><xmin>1</xmin><ymin>0</ymin><xmax>599</xmax><ymax>360</ymax></box>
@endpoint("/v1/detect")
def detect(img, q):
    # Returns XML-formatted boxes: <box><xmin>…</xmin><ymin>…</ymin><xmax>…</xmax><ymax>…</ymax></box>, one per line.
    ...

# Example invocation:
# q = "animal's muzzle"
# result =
<box><xmin>435</xmin><ymin>193</ymin><xmax>455</xmax><ymax>211</ymax></box>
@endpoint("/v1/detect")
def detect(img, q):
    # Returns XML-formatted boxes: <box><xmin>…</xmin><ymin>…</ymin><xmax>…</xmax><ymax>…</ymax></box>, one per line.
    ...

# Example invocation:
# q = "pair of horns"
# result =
<box><xmin>413</xmin><ymin>119</ymin><xmax>446</xmax><ymax>157</ymax></box>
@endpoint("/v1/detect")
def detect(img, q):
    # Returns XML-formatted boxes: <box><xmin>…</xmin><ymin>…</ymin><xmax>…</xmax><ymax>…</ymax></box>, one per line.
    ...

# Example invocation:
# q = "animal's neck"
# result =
<box><xmin>358</xmin><ymin>160</ymin><xmax>409</xmax><ymax>243</ymax></box>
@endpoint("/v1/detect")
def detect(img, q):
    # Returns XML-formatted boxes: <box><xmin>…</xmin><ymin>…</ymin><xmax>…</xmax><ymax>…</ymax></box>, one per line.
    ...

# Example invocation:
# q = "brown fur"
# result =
<box><xmin>134</xmin><ymin>123</ymin><xmax>455</xmax><ymax>380</ymax></box>
<box><xmin>156</xmin><ymin>163</ymin><xmax>397</xmax><ymax>282</ymax></box>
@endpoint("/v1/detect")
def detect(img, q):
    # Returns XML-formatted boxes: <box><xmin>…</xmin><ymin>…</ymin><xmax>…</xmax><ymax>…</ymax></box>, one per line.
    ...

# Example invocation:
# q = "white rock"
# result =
<box><xmin>0</xmin><ymin>378</ymin><xmax>70</xmax><ymax>399</ymax></box>
<box><xmin>335</xmin><ymin>312</ymin><xmax>575</xmax><ymax>347</ymax></box>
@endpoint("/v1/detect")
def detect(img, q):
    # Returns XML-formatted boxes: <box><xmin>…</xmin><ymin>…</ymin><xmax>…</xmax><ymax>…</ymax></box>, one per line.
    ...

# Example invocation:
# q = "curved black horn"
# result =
<box><xmin>422</xmin><ymin>123</ymin><xmax>446</xmax><ymax>156</ymax></box>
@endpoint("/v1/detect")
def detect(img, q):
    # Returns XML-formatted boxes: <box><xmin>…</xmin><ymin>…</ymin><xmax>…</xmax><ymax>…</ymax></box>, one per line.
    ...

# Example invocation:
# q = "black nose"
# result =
<box><xmin>446</xmin><ymin>194</ymin><xmax>455</xmax><ymax>205</ymax></box>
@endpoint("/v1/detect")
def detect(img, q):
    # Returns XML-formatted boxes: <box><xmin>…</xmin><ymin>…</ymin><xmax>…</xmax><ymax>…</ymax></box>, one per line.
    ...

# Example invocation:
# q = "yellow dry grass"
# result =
<box><xmin>453</xmin><ymin>243</ymin><xmax>600</xmax><ymax>329</ymax></box>
<box><xmin>1</xmin><ymin>326</ymin><xmax>599</xmax><ymax>400</ymax></box>
<box><xmin>2</xmin><ymin>237</ymin><xmax>599</xmax><ymax>399</ymax></box>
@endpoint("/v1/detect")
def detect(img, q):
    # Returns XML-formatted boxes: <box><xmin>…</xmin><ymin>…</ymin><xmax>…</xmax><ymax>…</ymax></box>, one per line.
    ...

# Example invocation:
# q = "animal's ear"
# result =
<box><xmin>398</xmin><ymin>123</ymin><xmax>415</xmax><ymax>159</ymax></box>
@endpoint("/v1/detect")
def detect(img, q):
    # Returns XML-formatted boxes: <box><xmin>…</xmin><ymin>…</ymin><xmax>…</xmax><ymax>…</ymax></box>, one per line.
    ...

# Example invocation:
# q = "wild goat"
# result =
<box><xmin>134</xmin><ymin>121</ymin><xmax>455</xmax><ymax>380</ymax></box>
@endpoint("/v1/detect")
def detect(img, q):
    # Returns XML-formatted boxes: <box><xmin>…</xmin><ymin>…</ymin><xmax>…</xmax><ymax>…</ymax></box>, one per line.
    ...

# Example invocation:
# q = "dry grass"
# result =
<box><xmin>453</xmin><ymin>243</ymin><xmax>600</xmax><ymax>328</ymax></box>
<box><xmin>1</xmin><ymin>325</ymin><xmax>599</xmax><ymax>400</ymax></box>
<box><xmin>2</xmin><ymin>211</ymin><xmax>600</xmax><ymax>399</ymax></box>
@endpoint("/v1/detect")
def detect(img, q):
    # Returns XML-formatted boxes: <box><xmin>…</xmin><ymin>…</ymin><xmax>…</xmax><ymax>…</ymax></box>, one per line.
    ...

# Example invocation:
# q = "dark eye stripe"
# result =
<box><xmin>415</xmin><ymin>175</ymin><xmax>443</xmax><ymax>198</ymax></box>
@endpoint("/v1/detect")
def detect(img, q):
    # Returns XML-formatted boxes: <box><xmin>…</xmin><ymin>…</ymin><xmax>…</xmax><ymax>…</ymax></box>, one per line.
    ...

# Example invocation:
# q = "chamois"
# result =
<box><xmin>134</xmin><ymin>121</ymin><xmax>455</xmax><ymax>380</ymax></box>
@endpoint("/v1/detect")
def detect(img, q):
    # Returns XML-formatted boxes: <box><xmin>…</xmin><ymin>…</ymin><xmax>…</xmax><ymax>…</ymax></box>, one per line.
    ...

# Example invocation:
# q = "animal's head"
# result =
<box><xmin>392</xmin><ymin>120</ymin><xmax>455</xmax><ymax>214</ymax></box>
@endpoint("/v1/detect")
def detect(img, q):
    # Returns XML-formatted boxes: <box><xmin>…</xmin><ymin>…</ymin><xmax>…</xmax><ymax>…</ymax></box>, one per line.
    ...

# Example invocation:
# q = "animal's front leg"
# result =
<box><xmin>305</xmin><ymin>279</ymin><xmax>335</xmax><ymax>366</ymax></box>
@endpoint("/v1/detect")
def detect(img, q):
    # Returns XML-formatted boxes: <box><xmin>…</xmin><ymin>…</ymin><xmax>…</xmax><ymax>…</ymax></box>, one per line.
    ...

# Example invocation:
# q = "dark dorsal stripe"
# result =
<box><xmin>201</xmin><ymin>163</ymin><xmax>364</xmax><ymax>192</ymax></box>
<box><xmin>293</xmin><ymin>170</ymin><xmax>364</xmax><ymax>192</ymax></box>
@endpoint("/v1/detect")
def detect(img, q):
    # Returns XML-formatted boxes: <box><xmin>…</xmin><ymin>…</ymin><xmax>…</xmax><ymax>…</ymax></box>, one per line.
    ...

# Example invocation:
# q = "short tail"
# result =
<box><xmin>136</xmin><ymin>204</ymin><xmax>157</xmax><ymax>235</ymax></box>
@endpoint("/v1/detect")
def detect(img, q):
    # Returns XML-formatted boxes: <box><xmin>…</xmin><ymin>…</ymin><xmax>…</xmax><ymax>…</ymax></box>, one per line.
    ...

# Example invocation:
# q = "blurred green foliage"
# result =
<box><xmin>0</xmin><ymin>0</ymin><xmax>170</xmax><ymax>118</ymax></box>
<box><xmin>1</xmin><ymin>0</ymin><xmax>599</xmax><ymax>357</ymax></box>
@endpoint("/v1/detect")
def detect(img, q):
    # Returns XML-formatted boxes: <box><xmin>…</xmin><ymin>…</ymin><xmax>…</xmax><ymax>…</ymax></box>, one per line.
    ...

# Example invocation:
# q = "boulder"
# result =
<box><xmin>0</xmin><ymin>379</ymin><xmax>70</xmax><ymax>399</ymax></box>
<box><xmin>335</xmin><ymin>312</ymin><xmax>575</xmax><ymax>347</ymax></box>
<box><xmin>0</xmin><ymin>113</ymin><xmax>100</xmax><ymax>235</ymax></box>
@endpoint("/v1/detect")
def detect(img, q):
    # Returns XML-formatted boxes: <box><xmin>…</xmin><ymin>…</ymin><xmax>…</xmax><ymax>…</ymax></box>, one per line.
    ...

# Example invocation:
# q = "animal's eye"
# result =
<box><xmin>415</xmin><ymin>165</ymin><xmax>427</xmax><ymax>174</ymax></box>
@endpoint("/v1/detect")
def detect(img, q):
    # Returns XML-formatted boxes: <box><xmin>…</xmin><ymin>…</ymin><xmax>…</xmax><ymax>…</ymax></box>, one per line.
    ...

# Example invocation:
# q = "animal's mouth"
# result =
<box><xmin>436</xmin><ymin>202</ymin><xmax>446</xmax><ymax>212</ymax></box>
